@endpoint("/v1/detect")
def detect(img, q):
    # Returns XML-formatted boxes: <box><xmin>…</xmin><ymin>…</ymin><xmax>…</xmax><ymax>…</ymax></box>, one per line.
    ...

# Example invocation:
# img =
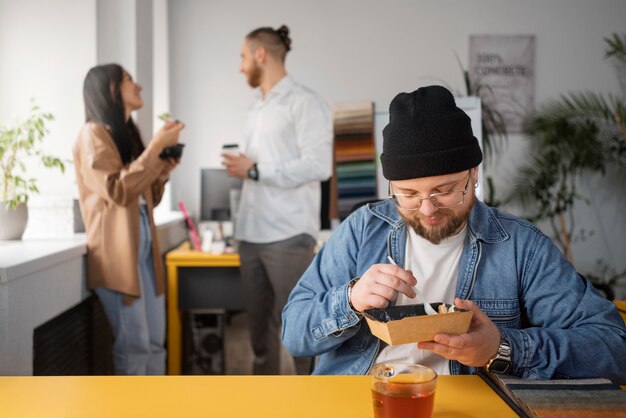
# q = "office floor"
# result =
<box><xmin>223</xmin><ymin>312</ymin><xmax>296</xmax><ymax>375</ymax></box>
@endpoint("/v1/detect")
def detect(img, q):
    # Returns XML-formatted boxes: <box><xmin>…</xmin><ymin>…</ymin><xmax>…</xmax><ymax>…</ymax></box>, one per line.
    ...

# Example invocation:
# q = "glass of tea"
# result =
<box><xmin>370</xmin><ymin>363</ymin><xmax>437</xmax><ymax>418</ymax></box>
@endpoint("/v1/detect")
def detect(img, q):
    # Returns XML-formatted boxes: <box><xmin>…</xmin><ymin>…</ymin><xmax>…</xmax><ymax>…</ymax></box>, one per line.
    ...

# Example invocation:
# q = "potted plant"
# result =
<box><xmin>508</xmin><ymin>33</ymin><xmax>626</xmax><ymax>298</ymax></box>
<box><xmin>0</xmin><ymin>103</ymin><xmax>65</xmax><ymax>239</ymax></box>
<box><xmin>605</xmin><ymin>33</ymin><xmax>626</xmax><ymax>98</ymax></box>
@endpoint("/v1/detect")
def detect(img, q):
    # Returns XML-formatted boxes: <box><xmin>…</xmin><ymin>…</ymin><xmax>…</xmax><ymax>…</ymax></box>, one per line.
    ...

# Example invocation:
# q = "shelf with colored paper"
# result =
<box><xmin>336</xmin><ymin>160</ymin><xmax>377</xmax><ymax>179</ymax></box>
<box><xmin>331</xmin><ymin>101</ymin><xmax>377</xmax><ymax>221</ymax></box>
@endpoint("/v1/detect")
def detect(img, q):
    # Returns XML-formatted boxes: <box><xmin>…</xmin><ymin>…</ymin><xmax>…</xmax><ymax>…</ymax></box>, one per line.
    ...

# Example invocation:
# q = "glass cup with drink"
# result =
<box><xmin>370</xmin><ymin>363</ymin><xmax>437</xmax><ymax>418</ymax></box>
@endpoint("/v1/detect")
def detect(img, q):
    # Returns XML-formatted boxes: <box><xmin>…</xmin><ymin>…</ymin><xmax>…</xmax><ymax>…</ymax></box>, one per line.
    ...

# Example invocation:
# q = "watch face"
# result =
<box><xmin>488</xmin><ymin>359</ymin><xmax>510</xmax><ymax>374</ymax></box>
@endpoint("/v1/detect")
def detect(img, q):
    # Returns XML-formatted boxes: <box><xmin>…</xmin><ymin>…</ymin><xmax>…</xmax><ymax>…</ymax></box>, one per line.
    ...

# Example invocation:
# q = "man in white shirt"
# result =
<box><xmin>223</xmin><ymin>25</ymin><xmax>333</xmax><ymax>375</ymax></box>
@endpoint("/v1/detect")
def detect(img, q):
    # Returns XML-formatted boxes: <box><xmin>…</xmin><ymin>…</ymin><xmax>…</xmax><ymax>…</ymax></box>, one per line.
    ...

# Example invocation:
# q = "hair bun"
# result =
<box><xmin>276</xmin><ymin>25</ymin><xmax>291</xmax><ymax>51</ymax></box>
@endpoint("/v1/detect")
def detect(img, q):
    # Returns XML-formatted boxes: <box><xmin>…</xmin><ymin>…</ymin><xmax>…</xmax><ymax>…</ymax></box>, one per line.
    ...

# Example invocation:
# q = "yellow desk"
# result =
<box><xmin>0</xmin><ymin>375</ymin><xmax>517</xmax><ymax>418</ymax></box>
<box><xmin>166</xmin><ymin>242</ymin><xmax>241</xmax><ymax>375</ymax></box>
<box><xmin>615</xmin><ymin>300</ymin><xmax>626</xmax><ymax>325</ymax></box>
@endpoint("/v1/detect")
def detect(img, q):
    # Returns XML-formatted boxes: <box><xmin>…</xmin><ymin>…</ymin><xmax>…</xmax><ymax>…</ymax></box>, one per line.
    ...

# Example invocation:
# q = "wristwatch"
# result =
<box><xmin>486</xmin><ymin>335</ymin><xmax>512</xmax><ymax>374</ymax></box>
<box><xmin>247</xmin><ymin>163</ymin><xmax>259</xmax><ymax>181</ymax></box>
<box><xmin>346</xmin><ymin>278</ymin><xmax>361</xmax><ymax>313</ymax></box>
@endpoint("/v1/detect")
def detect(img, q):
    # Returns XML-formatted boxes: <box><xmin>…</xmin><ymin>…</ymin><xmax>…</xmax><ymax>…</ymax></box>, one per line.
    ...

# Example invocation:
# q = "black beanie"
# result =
<box><xmin>381</xmin><ymin>85</ymin><xmax>482</xmax><ymax>180</ymax></box>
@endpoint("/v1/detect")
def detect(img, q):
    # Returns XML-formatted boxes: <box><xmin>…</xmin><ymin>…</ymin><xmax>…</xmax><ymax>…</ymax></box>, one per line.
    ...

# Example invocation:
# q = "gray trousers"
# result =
<box><xmin>238</xmin><ymin>234</ymin><xmax>315</xmax><ymax>375</ymax></box>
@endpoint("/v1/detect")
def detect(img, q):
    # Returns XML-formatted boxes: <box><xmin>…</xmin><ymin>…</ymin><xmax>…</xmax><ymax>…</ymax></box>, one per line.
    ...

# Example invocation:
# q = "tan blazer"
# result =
<box><xmin>73</xmin><ymin>122</ymin><xmax>169</xmax><ymax>301</ymax></box>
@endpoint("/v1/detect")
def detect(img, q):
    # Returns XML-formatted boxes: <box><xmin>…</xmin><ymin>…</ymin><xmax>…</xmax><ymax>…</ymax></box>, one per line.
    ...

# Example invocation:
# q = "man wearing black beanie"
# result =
<box><xmin>282</xmin><ymin>85</ymin><xmax>626</xmax><ymax>383</ymax></box>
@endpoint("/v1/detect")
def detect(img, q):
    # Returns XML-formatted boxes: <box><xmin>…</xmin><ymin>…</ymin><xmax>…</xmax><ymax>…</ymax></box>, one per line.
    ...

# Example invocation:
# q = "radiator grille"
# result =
<box><xmin>33</xmin><ymin>295</ymin><xmax>113</xmax><ymax>375</ymax></box>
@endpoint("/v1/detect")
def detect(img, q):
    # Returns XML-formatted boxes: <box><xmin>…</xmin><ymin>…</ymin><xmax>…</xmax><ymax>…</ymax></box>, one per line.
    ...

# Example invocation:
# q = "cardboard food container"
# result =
<box><xmin>363</xmin><ymin>303</ymin><xmax>473</xmax><ymax>346</ymax></box>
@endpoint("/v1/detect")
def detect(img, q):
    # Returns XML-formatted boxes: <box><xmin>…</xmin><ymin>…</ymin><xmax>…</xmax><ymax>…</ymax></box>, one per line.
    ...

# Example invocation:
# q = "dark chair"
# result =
<box><xmin>349</xmin><ymin>199</ymin><xmax>383</xmax><ymax>215</ymax></box>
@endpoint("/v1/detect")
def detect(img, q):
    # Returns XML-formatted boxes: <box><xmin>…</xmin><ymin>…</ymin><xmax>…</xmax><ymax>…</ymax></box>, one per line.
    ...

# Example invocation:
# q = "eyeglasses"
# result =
<box><xmin>388</xmin><ymin>170</ymin><xmax>472</xmax><ymax>210</ymax></box>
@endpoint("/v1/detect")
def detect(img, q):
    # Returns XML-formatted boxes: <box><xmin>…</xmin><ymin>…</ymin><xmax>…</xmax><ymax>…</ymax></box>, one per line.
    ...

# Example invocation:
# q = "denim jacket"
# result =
<box><xmin>282</xmin><ymin>199</ymin><xmax>626</xmax><ymax>383</ymax></box>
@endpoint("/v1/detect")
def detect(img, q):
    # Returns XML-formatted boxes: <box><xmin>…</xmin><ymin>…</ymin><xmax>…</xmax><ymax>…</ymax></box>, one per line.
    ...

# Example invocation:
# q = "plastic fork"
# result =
<box><xmin>387</xmin><ymin>256</ymin><xmax>438</xmax><ymax>315</ymax></box>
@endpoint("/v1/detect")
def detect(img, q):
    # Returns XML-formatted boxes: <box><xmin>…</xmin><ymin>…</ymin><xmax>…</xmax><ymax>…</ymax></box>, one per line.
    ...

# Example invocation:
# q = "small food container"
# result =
<box><xmin>159</xmin><ymin>143</ymin><xmax>185</xmax><ymax>160</ymax></box>
<box><xmin>363</xmin><ymin>303</ymin><xmax>473</xmax><ymax>346</ymax></box>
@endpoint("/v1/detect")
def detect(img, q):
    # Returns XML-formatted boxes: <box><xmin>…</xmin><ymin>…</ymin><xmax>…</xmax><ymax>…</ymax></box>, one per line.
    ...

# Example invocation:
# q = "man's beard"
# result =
<box><xmin>401</xmin><ymin>194</ymin><xmax>475</xmax><ymax>244</ymax></box>
<box><xmin>247</xmin><ymin>61</ymin><xmax>262</xmax><ymax>88</ymax></box>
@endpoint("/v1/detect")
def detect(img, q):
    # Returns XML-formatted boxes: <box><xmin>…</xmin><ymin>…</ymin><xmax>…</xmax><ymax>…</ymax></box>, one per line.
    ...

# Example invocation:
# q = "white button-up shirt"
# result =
<box><xmin>235</xmin><ymin>75</ymin><xmax>333</xmax><ymax>243</ymax></box>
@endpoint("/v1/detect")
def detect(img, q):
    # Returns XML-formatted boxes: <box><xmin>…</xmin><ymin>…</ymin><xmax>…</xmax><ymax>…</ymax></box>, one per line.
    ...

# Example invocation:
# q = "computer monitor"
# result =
<box><xmin>200</xmin><ymin>169</ymin><xmax>242</xmax><ymax>221</ymax></box>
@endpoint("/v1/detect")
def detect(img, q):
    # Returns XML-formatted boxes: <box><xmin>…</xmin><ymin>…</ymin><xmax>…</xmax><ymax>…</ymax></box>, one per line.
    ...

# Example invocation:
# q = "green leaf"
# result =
<box><xmin>604</xmin><ymin>33</ymin><xmax>626</xmax><ymax>61</ymax></box>
<box><xmin>0</xmin><ymin>101</ymin><xmax>63</xmax><ymax>204</ymax></box>
<box><xmin>158</xmin><ymin>112</ymin><xmax>173</xmax><ymax>122</ymax></box>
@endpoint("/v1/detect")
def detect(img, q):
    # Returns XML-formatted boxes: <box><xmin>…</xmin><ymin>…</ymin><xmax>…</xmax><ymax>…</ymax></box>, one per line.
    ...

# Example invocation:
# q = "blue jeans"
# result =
<box><xmin>95</xmin><ymin>205</ymin><xmax>166</xmax><ymax>375</ymax></box>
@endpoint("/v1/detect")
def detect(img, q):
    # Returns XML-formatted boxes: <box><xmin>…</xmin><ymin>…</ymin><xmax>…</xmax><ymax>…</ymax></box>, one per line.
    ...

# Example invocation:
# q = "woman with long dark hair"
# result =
<box><xmin>73</xmin><ymin>63</ymin><xmax>184</xmax><ymax>374</ymax></box>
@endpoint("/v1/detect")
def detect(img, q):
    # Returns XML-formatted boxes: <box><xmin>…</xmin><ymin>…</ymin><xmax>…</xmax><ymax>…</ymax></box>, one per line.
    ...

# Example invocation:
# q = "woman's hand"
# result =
<box><xmin>152</xmin><ymin>120</ymin><xmax>185</xmax><ymax>150</ymax></box>
<box><xmin>159</xmin><ymin>158</ymin><xmax>179</xmax><ymax>181</ymax></box>
<box><xmin>349</xmin><ymin>264</ymin><xmax>417</xmax><ymax>312</ymax></box>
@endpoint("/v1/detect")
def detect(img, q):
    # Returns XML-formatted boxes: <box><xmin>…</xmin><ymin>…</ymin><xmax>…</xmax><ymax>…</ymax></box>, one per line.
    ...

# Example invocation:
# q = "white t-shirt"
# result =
<box><xmin>375</xmin><ymin>224</ymin><xmax>467</xmax><ymax>375</ymax></box>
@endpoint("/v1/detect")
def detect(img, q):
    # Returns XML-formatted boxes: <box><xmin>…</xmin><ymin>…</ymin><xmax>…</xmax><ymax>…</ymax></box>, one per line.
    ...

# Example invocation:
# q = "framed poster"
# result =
<box><xmin>469</xmin><ymin>35</ymin><xmax>535</xmax><ymax>133</ymax></box>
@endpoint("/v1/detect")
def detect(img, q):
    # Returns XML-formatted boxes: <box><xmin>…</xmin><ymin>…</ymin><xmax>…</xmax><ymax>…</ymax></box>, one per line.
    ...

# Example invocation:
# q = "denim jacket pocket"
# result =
<box><xmin>473</xmin><ymin>299</ymin><xmax>521</xmax><ymax>328</ymax></box>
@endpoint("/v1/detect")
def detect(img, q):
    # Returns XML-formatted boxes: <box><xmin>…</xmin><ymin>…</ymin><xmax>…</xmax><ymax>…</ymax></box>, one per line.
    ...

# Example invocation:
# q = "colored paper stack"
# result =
<box><xmin>332</xmin><ymin>101</ymin><xmax>378</xmax><ymax>220</ymax></box>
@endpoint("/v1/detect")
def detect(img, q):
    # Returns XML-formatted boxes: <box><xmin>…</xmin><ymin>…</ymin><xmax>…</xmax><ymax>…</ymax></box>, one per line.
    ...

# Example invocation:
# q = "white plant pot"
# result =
<box><xmin>0</xmin><ymin>202</ymin><xmax>29</xmax><ymax>240</ymax></box>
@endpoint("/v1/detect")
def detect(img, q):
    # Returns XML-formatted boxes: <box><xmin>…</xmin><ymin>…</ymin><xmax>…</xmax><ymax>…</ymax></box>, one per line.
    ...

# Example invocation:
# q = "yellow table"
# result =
<box><xmin>615</xmin><ymin>300</ymin><xmax>626</xmax><ymax>325</ymax></box>
<box><xmin>166</xmin><ymin>242</ymin><xmax>241</xmax><ymax>375</ymax></box>
<box><xmin>0</xmin><ymin>375</ymin><xmax>517</xmax><ymax>418</ymax></box>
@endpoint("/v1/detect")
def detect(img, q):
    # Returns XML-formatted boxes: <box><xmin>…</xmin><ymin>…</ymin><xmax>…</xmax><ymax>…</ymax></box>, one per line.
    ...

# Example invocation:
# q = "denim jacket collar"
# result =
<box><xmin>367</xmin><ymin>198</ymin><xmax>510</xmax><ymax>267</ymax></box>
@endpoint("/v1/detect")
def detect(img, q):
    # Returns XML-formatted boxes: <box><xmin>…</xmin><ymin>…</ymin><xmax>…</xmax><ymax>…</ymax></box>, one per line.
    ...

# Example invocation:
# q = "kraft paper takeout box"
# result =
<box><xmin>363</xmin><ymin>303</ymin><xmax>473</xmax><ymax>346</ymax></box>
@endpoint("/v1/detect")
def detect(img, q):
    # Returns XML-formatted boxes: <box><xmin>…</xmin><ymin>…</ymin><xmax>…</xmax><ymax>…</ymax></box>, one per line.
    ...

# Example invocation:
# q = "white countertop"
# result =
<box><xmin>0</xmin><ymin>235</ymin><xmax>87</xmax><ymax>284</ymax></box>
<box><xmin>0</xmin><ymin>211</ymin><xmax>184</xmax><ymax>284</ymax></box>
<box><xmin>153</xmin><ymin>209</ymin><xmax>185</xmax><ymax>227</ymax></box>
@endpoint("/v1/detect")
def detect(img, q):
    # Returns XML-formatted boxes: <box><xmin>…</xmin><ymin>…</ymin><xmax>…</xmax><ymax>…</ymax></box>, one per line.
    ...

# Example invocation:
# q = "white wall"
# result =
<box><xmin>154</xmin><ymin>0</ymin><xmax>171</xmax><ymax>130</ymax></box>
<box><xmin>97</xmin><ymin>0</ymin><xmax>155</xmax><ymax>150</ymax></box>
<box><xmin>0</xmin><ymin>0</ymin><xmax>624</xmax><ymax>293</ymax></box>
<box><xmin>96</xmin><ymin>0</ymin><xmax>135</xmax><ymax>69</ymax></box>
<box><xmin>0</xmin><ymin>0</ymin><xmax>96</xmax><ymax>200</ymax></box>
<box><xmin>0</xmin><ymin>0</ymin><xmax>173</xmax><ymax>229</ymax></box>
<box><xmin>168</xmin><ymin>0</ymin><xmax>626</xmax><ymax>195</ymax></box>
<box><xmin>168</xmin><ymin>0</ymin><xmax>626</xmax><ymax>293</ymax></box>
